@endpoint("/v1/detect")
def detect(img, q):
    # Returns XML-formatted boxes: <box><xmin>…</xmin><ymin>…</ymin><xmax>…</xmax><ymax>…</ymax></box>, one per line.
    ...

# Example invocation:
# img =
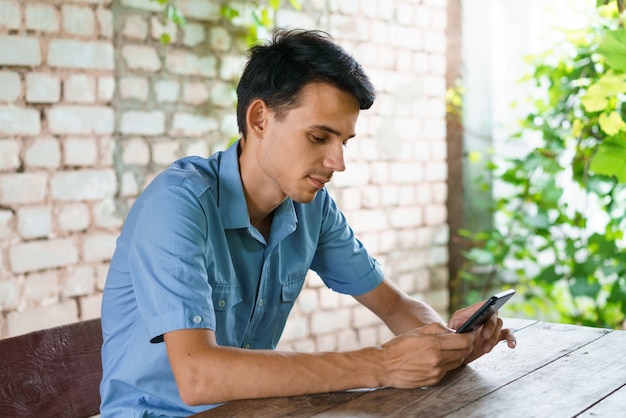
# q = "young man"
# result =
<box><xmin>100</xmin><ymin>28</ymin><xmax>515</xmax><ymax>417</ymax></box>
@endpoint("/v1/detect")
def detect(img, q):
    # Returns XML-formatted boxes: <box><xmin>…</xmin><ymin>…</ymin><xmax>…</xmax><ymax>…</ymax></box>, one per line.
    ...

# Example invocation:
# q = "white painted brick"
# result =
<box><xmin>319</xmin><ymin>289</ymin><xmax>341</xmax><ymax>310</ymax></box>
<box><xmin>0</xmin><ymin>106</ymin><xmax>41</xmax><ymax>135</ymax></box>
<box><xmin>97</xmin><ymin>8</ymin><xmax>113</xmax><ymax>38</ymax></box>
<box><xmin>25</xmin><ymin>72</ymin><xmax>61</xmax><ymax>104</ymax></box>
<box><xmin>171</xmin><ymin>112</ymin><xmax>218</xmax><ymax>137</ymax></box>
<box><xmin>98</xmin><ymin>76</ymin><xmax>116</xmax><ymax>102</ymax></box>
<box><xmin>0</xmin><ymin>0</ymin><xmax>20</xmax><ymax>29</ymax></box>
<box><xmin>348</xmin><ymin>209</ymin><xmax>389</xmax><ymax>233</ymax></box>
<box><xmin>184</xmin><ymin>139</ymin><xmax>209</xmax><ymax>158</ymax></box>
<box><xmin>425</xmin><ymin>161</ymin><xmax>447</xmax><ymax>181</ymax></box>
<box><xmin>209</xmin><ymin>27</ymin><xmax>232</xmax><ymax>52</ymax></box>
<box><xmin>280</xmin><ymin>316</ymin><xmax>308</xmax><ymax>342</ymax></box>
<box><xmin>0</xmin><ymin>71</ymin><xmax>21</xmax><ymax>102</ymax></box>
<box><xmin>154</xmin><ymin>79</ymin><xmax>180</xmax><ymax>103</ymax></box>
<box><xmin>424</xmin><ymin>203</ymin><xmax>447</xmax><ymax>226</ymax></box>
<box><xmin>48</xmin><ymin>39</ymin><xmax>114</xmax><ymax>70</ymax></box>
<box><xmin>423</xmin><ymin>31</ymin><xmax>446</xmax><ymax>53</ymax></box>
<box><xmin>389</xmin><ymin>206</ymin><xmax>423</xmax><ymax>229</ymax></box>
<box><xmin>25</xmin><ymin>3</ymin><xmax>60</xmax><ymax>32</ymax></box>
<box><xmin>62</xmin><ymin>5</ymin><xmax>95</xmax><ymax>36</ymax></box>
<box><xmin>122</xmin><ymin>45</ymin><xmax>161</xmax><ymax>72</ymax></box>
<box><xmin>0</xmin><ymin>278</ymin><xmax>20</xmax><ymax>310</ymax></box>
<box><xmin>150</xmin><ymin>15</ymin><xmax>177</xmax><ymax>42</ymax></box>
<box><xmin>24</xmin><ymin>271</ymin><xmax>59</xmax><ymax>303</ymax></box>
<box><xmin>25</xmin><ymin>137</ymin><xmax>61</xmax><ymax>169</ymax></box>
<box><xmin>331</xmin><ymin>162</ymin><xmax>369</xmax><ymax>188</ymax></box>
<box><xmin>177</xmin><ymin>0</ymin><xmax>220</xmax><ymax>21</ymax></box>
<box><xmin>389</xmin><ymin>162</ymin><xmax>424</xmax><ymax>183</ymax></box>
<box><xmin>121</xmin><ymin>110</ymin><xmax>165</xmax><ymax>136</ymax></box>
<box><xmin>182</xmin><ymin>81</ymin><xmax>209</xmax><ymax>105</ymax></box>
<box><xmin>47</xmin><ymin>106</ymin><xmax>114</xmax><ymax>135</ymax></box>
<box><xmin>0</xmin><ymin>36</ymin><xmax>41</xmax><ymax>66</ymax></box>
<box><xmin>336</xmin><ymin>329</ymin><xmax>360</xmax><ymax>351</ymax></box>
<box><xmin>361</xmin><ymin>185</ymin><xmax>381</xmax><ymax>209</ymax></box>
<box><xmin>64</xmin><ymin>137</ymin><xmax>98</xmax><ymax>166</ymax></box>
<box><xmin>432</xmin><ymin>181</ymin><xmax>447</xmax><ymax>203</ymax></box>
<box><xmin>63</xmin><ymin>265</ymin><xmax>95</xmax><ymax>296</ymax></box>
<box><xmin>96</xmin><ymin>263</ymin><xmax>108</xmax><ymax>291</ymax></box>
<box><xmin>219</xmin><ymin>55</ymin><xmax>246</xmax><ymax>81</ymax></box>
<box><xmin>80</xmin><ymin>293</ymin><xmax>102</xmax><ymax>320</ymax></box>
<box><xmin>0</xmin><ymin>139</ymin><xmax>20</xmax><ymax>170</ymax></box>
<box><xmin>57</xmin><ymin>203</ymin><xmax>90</xmax><ymax>232</ymax></box>
<box><xmin>311</xmin><ymin>308</ymin><xmax>351</xmax><ymax>335</ymax></box>
<box><xmin>64</xmin><ymin>74</ymin><xmax>96</xmax><ymax>103</ymax></box>
<box><xmin>100</xmin><ymin>136</ymin><xmax>115</xmax><ymax>166</ymax></box>
<box><xmin>120</xmin><ymin>171</ymin><xmax>139</xmax><ymax>197</ymax></box>
<box><xmin>209</xmin><ymin>81</ymin><xmax>235</xmax><ymax>107</ymax></box>
<box><xmin>152</xmin><ymin>141</ymin><xmax>179</xmax><ymax>165</ymax></box>
<box><xmin>396</xmin><ymin>2</ymin><xmax>415</xmax><ymax>26</ymax></box>
<box><xmin>122</xmin><ymin>137</ymin><xmax>150</xmax><ymax>165</ymax></box>
<box><xmin>6</xmin><ymin>301</ymin><xmax>79</xmax><ymax>338</ymax></box>
<box><xmin>121</xmin><ymin>0</ymin><xmax>164</xmax><ymax>12</ymax></box>
<box><xmin>357</xmin><ymin>326</ymin><xmax>379</xmax><ymax>347</ymax></box>
<box><xmin>122</xmin><ymin>14</ymin><xmax>148</xmax><ymax>39</ymax></box>
<box><xmin>93</xmin><ymin>198</ymin><xmax>123</xmax><ymax>229</ymax></box>
<box><xmin>10</xmin><ymin>238</ymin><xmax>79</xmax><ymax>274</ymax></box>
<box><xmin>83</xmin><ymin>232</ymin><xmax>116</xmax><ymax>262</ymax></box>
<box><xmin>120</xmin><ymin>76</ymin><xmax>149</xmax><ymax>101</ymax></box>
<box><xmin>183</xmin><ymin>22</ymin><xmax>205</xmax><ymax>47</ymax></box>
<box><xmin>51</xmin><ymin>169</ymin><xmax>116</xmax><ymax>201</ymax></box>
<box><xmin>0</xmin><ymin>209</ymin><xmax>14</xmax><ymax>240</ymax></box>
<box><xmin>165</xmin><ymin>50</ymin><xmax>217</xmax><ymax>77</ymax></box>
<box><xmin>296</xmin><ymin>287</ymin><xmax>319</xmax><ymax>314</ymax></box>
<box><xmin>316</xmin><ymin>333</ymin><xmax>338</xmax><ymax>351</ymax></box>
<box><xmin>17</xmin><ymin>206</ymin><xmax>52</xmax><ymax>239</ymax></box>
<box><xmin>0</xmin><ymin>172</ymin><xmax>47</xmax><ymax>205</ymax></box>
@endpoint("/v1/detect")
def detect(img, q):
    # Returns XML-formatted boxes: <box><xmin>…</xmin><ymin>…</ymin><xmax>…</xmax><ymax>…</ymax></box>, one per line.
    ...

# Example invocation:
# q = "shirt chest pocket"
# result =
<box><xmin>212</xmin><ymin>283</ymin><xmax>243</xmax><ymax>310</ymax></box>
<box><xmin>271</xmin><ymin>272</ymin><xmax>306</xmax><ymax>346</ymax></box>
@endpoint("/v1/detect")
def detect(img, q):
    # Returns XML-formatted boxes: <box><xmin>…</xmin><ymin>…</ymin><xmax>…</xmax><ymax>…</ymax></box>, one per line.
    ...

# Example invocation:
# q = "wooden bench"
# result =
<box><xmin>0</xmin><ymin>318</ymin><xmax>103</xmax><ymax>417</ymax></box>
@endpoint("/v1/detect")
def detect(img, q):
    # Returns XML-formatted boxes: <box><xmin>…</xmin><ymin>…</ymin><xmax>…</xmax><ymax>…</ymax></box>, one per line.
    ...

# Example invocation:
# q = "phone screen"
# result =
<box><xmin>456</xmin><ymin>289</ymin><xmax>515</xmax><ymax>333</ymax></box>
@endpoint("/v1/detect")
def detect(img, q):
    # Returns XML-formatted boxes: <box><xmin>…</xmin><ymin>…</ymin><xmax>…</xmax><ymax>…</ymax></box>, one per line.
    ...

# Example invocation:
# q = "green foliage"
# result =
<box><xmin>458</xmin><ymin>2</ymin><xmax>626</xmax><ymax>329</ymax></box>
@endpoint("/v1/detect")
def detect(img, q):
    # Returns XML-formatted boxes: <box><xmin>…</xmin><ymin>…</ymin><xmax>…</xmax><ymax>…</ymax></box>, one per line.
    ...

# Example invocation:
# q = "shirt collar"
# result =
<box><xmin>217</xmin><ymin>140</ymin><xmax>297</xmax><ymax>233</ymax></box>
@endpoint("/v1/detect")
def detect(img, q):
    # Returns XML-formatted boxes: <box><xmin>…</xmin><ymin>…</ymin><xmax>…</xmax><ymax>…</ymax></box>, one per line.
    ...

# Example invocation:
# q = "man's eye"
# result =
<box><xmin>311</xmin><ymin>135</ymin><xmax>326</xmax><ymax>143</ymax></box>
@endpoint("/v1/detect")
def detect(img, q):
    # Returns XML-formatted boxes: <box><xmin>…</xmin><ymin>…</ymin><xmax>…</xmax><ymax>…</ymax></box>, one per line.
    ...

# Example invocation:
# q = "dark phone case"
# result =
<box><xmin>456</xmin><ymin>289</ymin><xmax>515</xmax><ymax>333</ymax></box>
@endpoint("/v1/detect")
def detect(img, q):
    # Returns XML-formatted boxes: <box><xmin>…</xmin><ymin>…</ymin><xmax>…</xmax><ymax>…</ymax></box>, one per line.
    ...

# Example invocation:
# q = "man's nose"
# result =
<box><xmin>322</xmin><ymin>143</ymin><xmax>346</xmax><ymax>172</ymax></box>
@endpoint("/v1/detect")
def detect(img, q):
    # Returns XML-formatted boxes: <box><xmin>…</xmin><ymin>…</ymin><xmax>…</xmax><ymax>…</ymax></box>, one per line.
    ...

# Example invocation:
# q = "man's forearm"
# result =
<box><xmin>165</xmin><ymin>331</ymin><xmax>384</xmax><ymax>405</ymax></box>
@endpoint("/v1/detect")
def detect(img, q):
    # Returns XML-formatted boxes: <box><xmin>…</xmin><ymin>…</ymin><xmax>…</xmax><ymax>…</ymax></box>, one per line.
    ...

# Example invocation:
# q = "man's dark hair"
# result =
<box><xmin>236</xmin><ymin>28</ymin><xmax>376</xmax><ymax>138</ymax></box>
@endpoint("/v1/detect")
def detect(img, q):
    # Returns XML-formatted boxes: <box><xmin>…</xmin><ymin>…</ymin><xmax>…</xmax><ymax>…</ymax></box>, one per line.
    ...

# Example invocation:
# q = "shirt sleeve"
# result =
<box><xmin>128</xmin><ymin>182</ymin><xmax>218</xmax><ymax>343</ymax></box>
<box><xmin>310</xmin><ymin>190</ymin><xmax>385</xmax><ymax>295</ymax></box>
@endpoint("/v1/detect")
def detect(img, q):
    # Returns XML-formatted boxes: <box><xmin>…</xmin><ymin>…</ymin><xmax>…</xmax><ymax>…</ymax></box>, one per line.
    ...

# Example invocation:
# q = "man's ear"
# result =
<box><xmin>246</xmin><ymin>99</ymin><xmax>268</xmax><ymax>138</ymax></box>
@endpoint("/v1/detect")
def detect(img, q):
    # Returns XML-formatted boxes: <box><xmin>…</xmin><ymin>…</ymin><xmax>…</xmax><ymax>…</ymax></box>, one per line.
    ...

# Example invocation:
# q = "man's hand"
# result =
<box><xmin>448</xmin><ymin>301</ymin><xmax>517</xmax><ymax>364</ymax></box>
<box><xmin>378</xmin><ymin>323</ymin><xmax>475</xmax><ymax>388</ymax></box>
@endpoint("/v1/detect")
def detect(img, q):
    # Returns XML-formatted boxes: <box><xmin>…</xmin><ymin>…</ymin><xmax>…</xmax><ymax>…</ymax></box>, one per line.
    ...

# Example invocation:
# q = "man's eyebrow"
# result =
<box><xmin>310</xmin><ymin>124</ymin><xmax>356</xmax><ymax>139</ymax></box>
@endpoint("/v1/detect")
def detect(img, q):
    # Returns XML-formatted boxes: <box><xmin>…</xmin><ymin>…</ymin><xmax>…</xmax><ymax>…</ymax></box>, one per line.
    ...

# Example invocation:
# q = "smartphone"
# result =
<box><xmin>456</xmin><ymin>289</ymin><xmax>515</xmax><ymax>333</ymax></box>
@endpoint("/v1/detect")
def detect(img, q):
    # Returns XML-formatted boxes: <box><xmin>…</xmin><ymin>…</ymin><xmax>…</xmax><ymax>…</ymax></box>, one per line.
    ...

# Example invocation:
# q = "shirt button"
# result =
<box><xmin>244</xmin><ymin>343</ymin><xmax>251</xmax><ymax>349</ymax></box>
<box><xmin>192</xmin><ymin>315</ymin><xmax>202</xmax><ymax>324</ymax></box>
<box><xmin>218</xmin><ymin>299</ymin><xmax>226</xmax><ymax>308</ymax></box>
<box><xmin>258</xmin><ymin>299</ymin><xmax>264</xmax><ymax>307</ymax></box>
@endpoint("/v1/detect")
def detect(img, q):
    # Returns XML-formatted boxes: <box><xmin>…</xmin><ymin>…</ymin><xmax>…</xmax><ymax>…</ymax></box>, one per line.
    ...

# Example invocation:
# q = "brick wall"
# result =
<box><xmin>0</xmin><ymin>0</ymin><xmax>449</xmax><ymax>351</ymax></box>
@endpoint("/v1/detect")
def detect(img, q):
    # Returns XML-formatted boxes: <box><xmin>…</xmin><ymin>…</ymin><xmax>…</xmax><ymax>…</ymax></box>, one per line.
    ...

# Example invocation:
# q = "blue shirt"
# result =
<box><xmin>100</xmin><ymin>141</ymin><xmax>384</xmax><ymax>417</ymax></box>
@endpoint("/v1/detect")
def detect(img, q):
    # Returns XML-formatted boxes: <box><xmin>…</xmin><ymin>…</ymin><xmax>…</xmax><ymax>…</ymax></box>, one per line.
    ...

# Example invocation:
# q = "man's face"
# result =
<box><xmin>257</xmin><ymin>82</ymin><xmax>360</xmax><ymax>203</ymax></box>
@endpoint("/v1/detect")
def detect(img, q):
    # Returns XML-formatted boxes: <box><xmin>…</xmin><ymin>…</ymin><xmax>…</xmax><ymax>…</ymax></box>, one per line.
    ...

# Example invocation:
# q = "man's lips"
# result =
<box><xmin>308</xmin><ymin>175</ymin><xmax>330</xmax><ymax>189</ymax></box>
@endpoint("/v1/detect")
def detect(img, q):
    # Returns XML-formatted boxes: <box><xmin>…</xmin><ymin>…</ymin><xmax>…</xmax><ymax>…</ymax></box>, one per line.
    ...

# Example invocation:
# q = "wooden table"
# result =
<box><xmin>194</xmin><ymin>319</ymin><xmax>626</xmax><ymax>417</ymax></box>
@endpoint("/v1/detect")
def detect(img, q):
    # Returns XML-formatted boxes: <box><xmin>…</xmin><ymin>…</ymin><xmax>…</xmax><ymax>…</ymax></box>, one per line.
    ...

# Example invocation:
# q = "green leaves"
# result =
<box><xmin>597</xmin><ymin>29</ymin><xmax>626</xmax><ymax>72</ymax></box>
<box><xmin>457</xmin><ymin>6</ymin><xmax>626</xmax><ymax>329</ymax></box>
<box><xmin>590</xmin><ymin>138</ymin><xmax>626</xmax><ymax>182</ymax></box>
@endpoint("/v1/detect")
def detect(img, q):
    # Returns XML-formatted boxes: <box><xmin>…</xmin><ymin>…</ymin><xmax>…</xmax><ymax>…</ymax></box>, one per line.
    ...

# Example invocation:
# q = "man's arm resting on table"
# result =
<box><xmin>164</xmin><ymin>279</ymin><xmax>476</xmax><ymax>407</ymax></box>
<box><xmin>165</xmin><ymin>326</ymin><xmax>473</xmax><ymax>406</ymax></box>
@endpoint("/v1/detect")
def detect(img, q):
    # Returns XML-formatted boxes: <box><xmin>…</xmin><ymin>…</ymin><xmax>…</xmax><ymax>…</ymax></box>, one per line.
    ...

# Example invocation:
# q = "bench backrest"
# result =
<box><xmin>0</xmin><ymin>318</ymin><xmax>103</xmax><ymax>418</ymax></box>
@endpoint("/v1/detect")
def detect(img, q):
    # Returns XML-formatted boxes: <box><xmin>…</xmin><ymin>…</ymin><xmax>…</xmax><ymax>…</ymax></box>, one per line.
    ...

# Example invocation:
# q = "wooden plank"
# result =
<box><xmin>197</xmin><ymin>390</ymin><xmax>370</xmax><ymax>417</ymax></box>
<box><xmin>444</xmin><ymin>329</ymin><xmax>626</xmax><ymax>417</ymax></box>
<box><xmin>0</xmin><ymin>319</ymin><xmax>103</xmax><ymax>418</ymax></box>
<box><xmin>310</xmin><ymin>322</ymin><xmax>611</xmax><ymax>417</ymax></box>
<box><xmin>576</xmin><ymin>383</ymin><xmax>626</xmax><ymax>417</ymax></box>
